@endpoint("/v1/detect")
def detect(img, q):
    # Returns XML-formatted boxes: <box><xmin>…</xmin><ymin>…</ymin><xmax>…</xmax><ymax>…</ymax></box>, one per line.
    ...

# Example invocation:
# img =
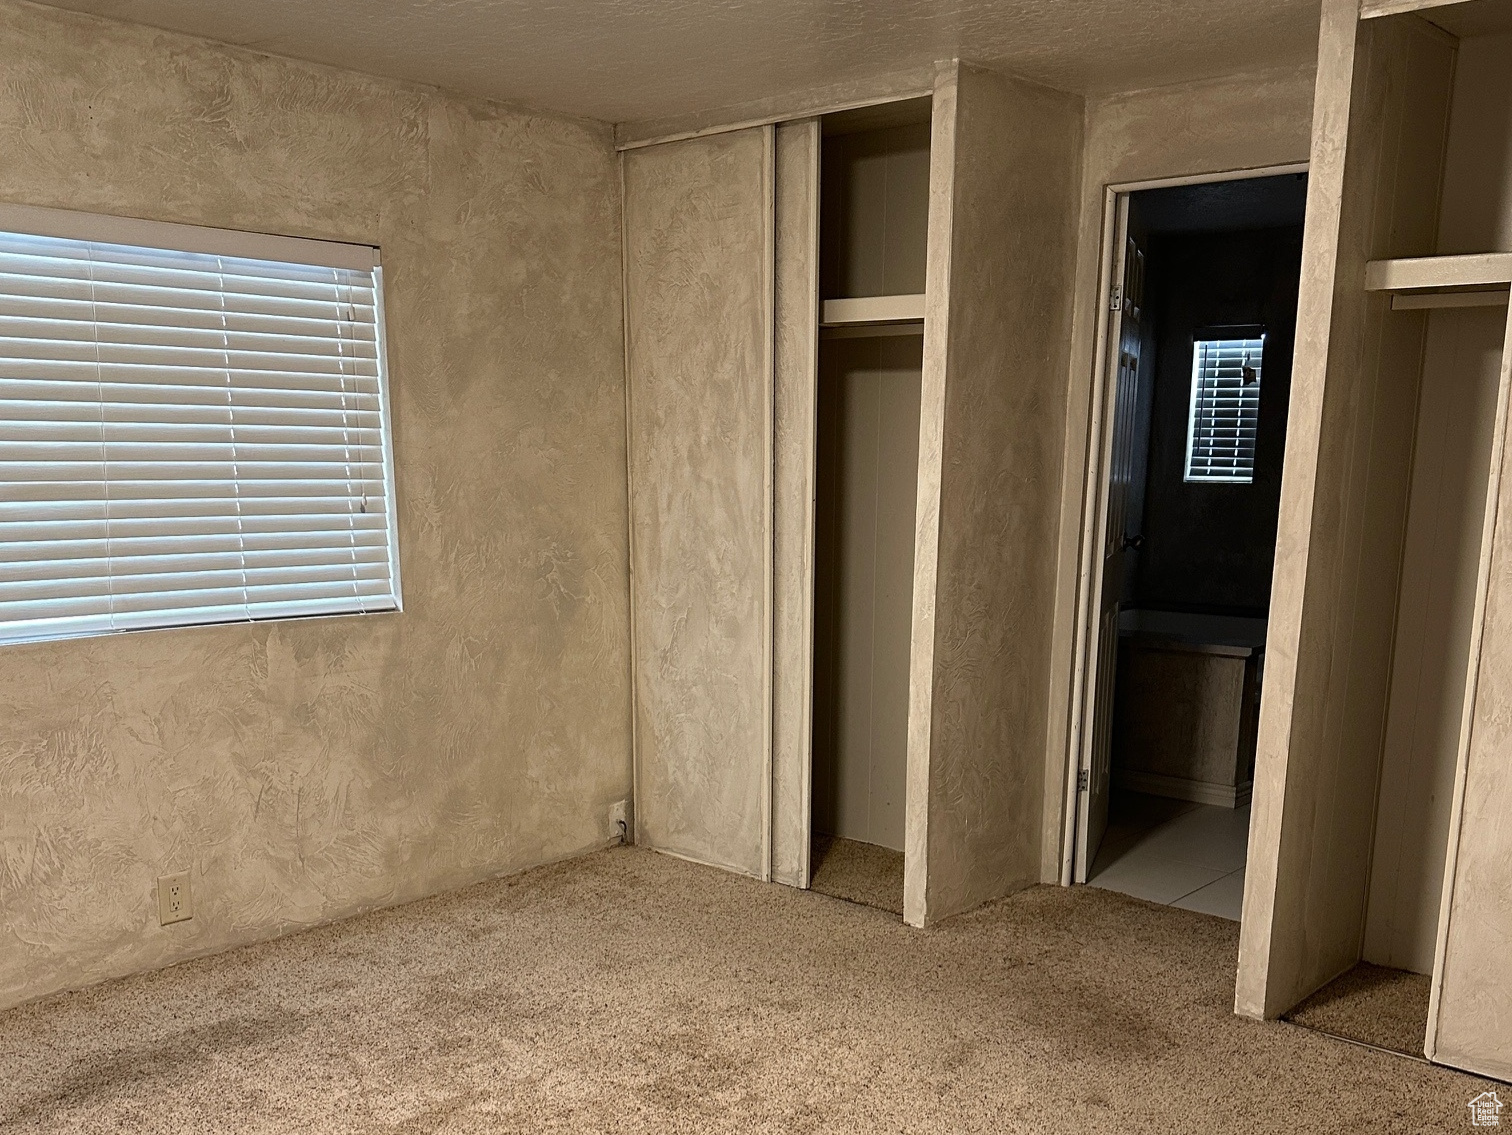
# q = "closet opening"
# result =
<box><xmin>1068</xmin><ymin>172</ymin><xmax>1307</xmax><ymax>920</ymax></box>
<box><xmin>808</xmin><ymin>98</ymin><xmax>930</xmax><ymax>917</ymax></box>
<box><xmin>1272</xmin><ymin>2</ymin><xmax>1512</xmax><ymax>1068</ymax></box>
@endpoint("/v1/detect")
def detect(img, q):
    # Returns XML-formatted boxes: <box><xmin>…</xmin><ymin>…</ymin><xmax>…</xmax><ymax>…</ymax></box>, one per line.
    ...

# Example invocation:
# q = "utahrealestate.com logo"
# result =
<box><xmin>1470</xmin><ymin>1091</ymin><xmax>1504</xmax><ymax>1127</ymax></box>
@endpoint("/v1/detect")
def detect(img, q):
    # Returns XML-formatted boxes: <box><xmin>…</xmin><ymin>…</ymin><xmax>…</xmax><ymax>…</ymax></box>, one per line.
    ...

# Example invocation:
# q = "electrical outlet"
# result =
<box><xmin>157</xmin><ymin>871</ymin><xmax>193</xmax><ymax>926</ymax></box>
<box><xmin>608</xmin><ymin>799</ymin><xmax>629</xmax><ymax>843</ymax></box>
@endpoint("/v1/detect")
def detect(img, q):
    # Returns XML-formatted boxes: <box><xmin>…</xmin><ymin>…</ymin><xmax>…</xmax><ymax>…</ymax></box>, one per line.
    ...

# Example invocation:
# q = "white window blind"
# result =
<box><xmin>1184</xmin><ymin>334</ymin><xmax>1264</xmax><ymax>484</ymax></box>
<box><xmin>0</xmin><ymin>206</ymin><xmax>400</xmax><ymax>647</ymax></box>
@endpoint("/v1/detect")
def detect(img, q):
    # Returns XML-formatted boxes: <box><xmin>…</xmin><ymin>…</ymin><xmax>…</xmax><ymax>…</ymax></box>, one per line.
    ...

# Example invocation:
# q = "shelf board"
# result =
<box><xmin>820</xmin><ymin>323</ymin><xmax>924</xmax><ymax>341</ymax></box>
<box><xmin>820</xmin><ymin>294</ymin><xmax>926</xmax><ymax>326</ymax></box>
<box><xmin>1360</xmin><ymin>0</ymin><xmax>1469</xmax><ymax>19</ymax></box>
<box><xmin>1362</xmin><ymin>0</ymin><xmax>1512</xmax><ymax>35</ymax></box>
<box><xmin>1392</xmin><ymin>289</ymin><xmax>1510</xmax><ymax>311</ymax></box>
<box><xmin>1365</xmin><ymin>253</ymin><xmax>1512</xmax><ymax>293</ymax></box>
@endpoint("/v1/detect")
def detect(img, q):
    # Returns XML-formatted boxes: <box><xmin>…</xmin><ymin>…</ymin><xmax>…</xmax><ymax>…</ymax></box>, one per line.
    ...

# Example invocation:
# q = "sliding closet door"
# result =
<box><xmin>622</xmin><ymin>127</ymin><xmax>774</xmax><ymax>878</ymax></box>
<box><xmin>1429</xmin><ymin>305</ymin><xmax>1512</xmax><ymax>1082</ymax></box>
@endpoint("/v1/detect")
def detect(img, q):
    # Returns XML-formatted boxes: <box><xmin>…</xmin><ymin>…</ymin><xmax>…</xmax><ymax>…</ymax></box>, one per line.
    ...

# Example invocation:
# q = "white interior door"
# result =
<box><xmin>1075</xmin><ymin>204</ymin><xmax>1145</xmax><ymax>882</ymax></box>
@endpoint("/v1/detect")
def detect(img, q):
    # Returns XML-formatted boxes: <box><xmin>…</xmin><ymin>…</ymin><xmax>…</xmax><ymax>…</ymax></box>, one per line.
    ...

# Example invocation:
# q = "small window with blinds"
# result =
<box><xmin>0</xmin><ymin>204</ymin><xmax>400</xmax><ymax>647</ymax></box>
<box><xmin>1184</xmin><ymin>332</ymin><xmax>1264</xmax><ymax>484</ymax></box>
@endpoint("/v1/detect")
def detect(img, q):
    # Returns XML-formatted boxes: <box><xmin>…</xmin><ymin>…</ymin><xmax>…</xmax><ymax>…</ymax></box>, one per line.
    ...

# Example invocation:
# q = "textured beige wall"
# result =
<box><xmin>622</xmin><ymin>128</ymin><xmax>774</xmax><ymax>879</ymax></box>
<box><xmin>1043</xmin><ymin>63</ymin><xmax>1317</xmax><ymax>884</ymax></box>
<box><xmin>0</xmin><ymin>1</ymin><xmax>631</xmax><ymax>1011</ymax></box>
<box><xmin>906</xmin><ymin>62</ymin><xmax>1083</xmax><ymax>925</ymax></box>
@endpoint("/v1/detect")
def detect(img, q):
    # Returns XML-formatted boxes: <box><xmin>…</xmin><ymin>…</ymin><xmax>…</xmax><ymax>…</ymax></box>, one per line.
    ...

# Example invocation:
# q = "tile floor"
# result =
<box><xmin>1087</xmin><ymin>790</ymin><xmax>1251</xmax><ymax>920</ymax></box>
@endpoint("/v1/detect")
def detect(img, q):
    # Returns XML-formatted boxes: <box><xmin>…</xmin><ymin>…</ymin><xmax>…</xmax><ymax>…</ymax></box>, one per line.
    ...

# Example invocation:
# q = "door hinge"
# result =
<box><xmin>1078</xmin><ymin>769</ymin><xmax>1089</xmax><ymax>792</ymax></box>
<box><xmin>1109</xmin><ymin>283</ymin><xmax>1124</xmax><ymax>311</ymax></box>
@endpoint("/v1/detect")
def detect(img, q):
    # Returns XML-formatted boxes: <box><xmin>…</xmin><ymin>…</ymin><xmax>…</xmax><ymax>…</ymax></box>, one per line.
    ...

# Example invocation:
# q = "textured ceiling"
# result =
<box><xmin>36</xmin><ymin>0</ymin><xmax>1321</xmax><ymax>128</ymax></box>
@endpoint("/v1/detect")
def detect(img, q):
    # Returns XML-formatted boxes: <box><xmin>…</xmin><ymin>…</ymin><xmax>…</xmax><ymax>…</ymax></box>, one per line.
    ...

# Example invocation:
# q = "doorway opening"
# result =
<box><xmin>807</xmin><ymin>98</ymin><xmax>931</xmax><ymax>917</ymax></box>
<box><xmin>1068</xmin><ymin>171</ymin><xmax>1308</xmax><ymax>919</ymax></box>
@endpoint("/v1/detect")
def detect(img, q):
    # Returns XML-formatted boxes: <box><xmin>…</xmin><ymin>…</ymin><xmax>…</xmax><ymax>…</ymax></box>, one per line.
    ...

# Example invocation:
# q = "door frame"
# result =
<box><xmin>1059</xmin><ymin>161</ymin><xmax>1310</xmax><ymax>887</ymax></box>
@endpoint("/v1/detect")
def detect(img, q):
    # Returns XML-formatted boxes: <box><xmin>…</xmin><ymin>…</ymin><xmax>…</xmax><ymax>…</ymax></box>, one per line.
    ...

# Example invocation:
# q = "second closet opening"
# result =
<box><xmin>808</xmin><ymin>98</ymin><xmax>930</xmax><ymax>917</ymax></box>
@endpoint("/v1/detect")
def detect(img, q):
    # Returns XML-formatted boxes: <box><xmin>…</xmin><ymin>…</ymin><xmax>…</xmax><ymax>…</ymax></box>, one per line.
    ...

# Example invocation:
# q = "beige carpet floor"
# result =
<box><xmin>1284</xmin><ymin>962</ymin><xmax>1433</xmax><ymax>1057</ymax></box>
<box><xmin>809</xmin><ymin>835</ymin><xmax>904</xmax><ymax>915</ymax></box>
<box><xmin>0</xmin><ymin>846</ymin><xmax>1494</xmax><ymax>1134</ymax></box>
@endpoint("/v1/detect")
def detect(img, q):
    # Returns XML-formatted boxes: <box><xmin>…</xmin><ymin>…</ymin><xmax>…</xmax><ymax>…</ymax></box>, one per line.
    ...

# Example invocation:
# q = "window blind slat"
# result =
<box><xmin>0</xmin><ymin>543</ymin><xmax>391</xmax><ymax>582</ymax></box>
<box><xmin>0</xmin><ymin>497</ymin><xmax>387</xmax><ymax>521</ymax></box>
<box><xmin>0</xmin><ymin>304</ymin><xmax>378</xmax><ymax>339</ymax></box>
<box><xmin>0</xmin><ymin>293</ymin><xmax>376</xmax><ymax>327</ymax></box>
<box><xmin>1</xmin><ymin>529</ymin><xmax>390</xmax><ymax>563</ymax></box>
<box><xmin>0</xmin><ymin>273</ymin><xmax>376</xmax><ymax>317</ymax></box>
<box><xmin>0</xmin><ymin>222</ymin><xmax>398</xmax><ymax>646</ymax></box>
<box><xmin>0</xmin><ymin>558</ymin><xmax>392</xmax><ymax>600</ymax></box>
<box><xmin>0</xmin><ymin>247</ymin><xmax>376</xmax><ymax>292</ymax></box>
<box><xmin>0</xmin><ymin>444</ymin><xmax>386</xmax><ymax>466</ymax></box>
<box><xmin>0</xmin><ymin>356</ymin><xmax>379</xmax><ymax>383</ymax></box>
<box><xmin>2</xmin><ymin>378</ymin><xmax>380</xmax><ymax>409</ymax></box>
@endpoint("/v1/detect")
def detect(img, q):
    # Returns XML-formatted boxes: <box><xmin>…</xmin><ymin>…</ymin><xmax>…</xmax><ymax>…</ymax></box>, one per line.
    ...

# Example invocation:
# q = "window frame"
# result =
<box><xmin>0</xmin><ymin>202</ymin><xmax>402</xmax><ymax>646</ymax></box>
<box><xmin>1183</xmin><ymin>325</ymin><xmax>1266</xmax><ymax>485</ymax></box>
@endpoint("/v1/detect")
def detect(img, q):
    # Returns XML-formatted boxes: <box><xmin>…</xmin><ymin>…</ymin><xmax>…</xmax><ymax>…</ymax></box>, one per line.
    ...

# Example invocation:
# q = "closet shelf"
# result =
<box><xmin>1392</xmin><ymin>289</ymin><xmax>1510</xmax><ymax>312</ymax></box>
<box><xmin>1365</xmin><ymin>252</ymin><xmax>1512</xmax><ymax>294</ymax></box>
<box><xmin>820</xmin><ymin>294</ymin><xmax>926</xmax><ymax>326</ymax></box>
<box><xmin>1359</xmin><ymin>0</ymin><xmax>1463</xmax><ymax>20</ymax></box>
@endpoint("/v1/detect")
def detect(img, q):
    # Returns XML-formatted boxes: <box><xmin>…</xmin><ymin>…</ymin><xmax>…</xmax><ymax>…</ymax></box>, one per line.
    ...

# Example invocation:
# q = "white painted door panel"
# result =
<box><xmin>1075</xmin><ymin>215</ymin><xmax>1145</xmax><ymax>883</ymax></box>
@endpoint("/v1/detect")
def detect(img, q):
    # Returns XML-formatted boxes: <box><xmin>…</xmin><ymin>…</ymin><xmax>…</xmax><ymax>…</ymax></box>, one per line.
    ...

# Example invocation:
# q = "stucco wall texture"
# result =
<box><xmin>907</xmin><ymin>64</ymin><xmax>1083</xmax><ymax>925</ymax></box>
<box><xmin>0</xmin><ymin>0</ymin><xmax>632</xmax><ymax>1011</ymax></box>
